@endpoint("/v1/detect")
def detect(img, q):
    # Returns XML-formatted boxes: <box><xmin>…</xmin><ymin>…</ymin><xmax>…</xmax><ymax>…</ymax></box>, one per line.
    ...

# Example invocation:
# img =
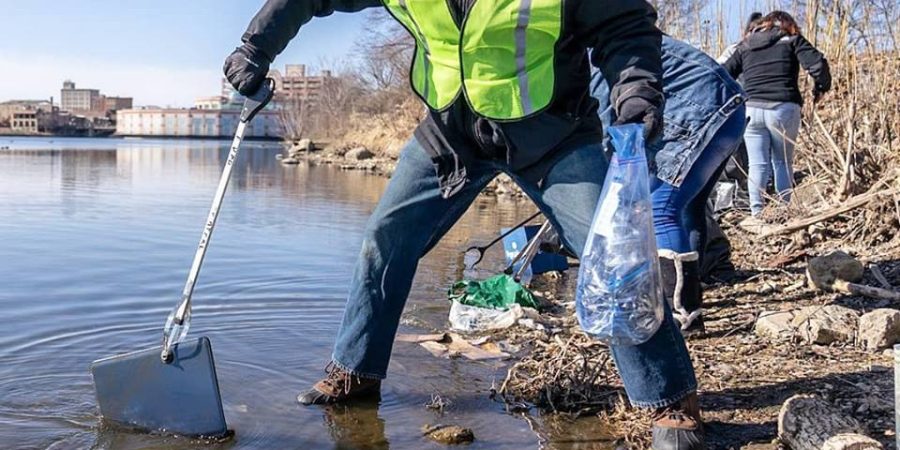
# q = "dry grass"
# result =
<box><xmin>687</xmin><ymin>0</ymin><xmax>900</xmax><ymax>245</ymax></box>
<box><xmin>498</xmin><ymin>333</ymin><xmax>616</xmax><ymax>414</ymax></box>
<box><xmin>328</xmin><ymin>97</ymin><xmax>422</xmax><ymax>159</ymax></box>
<box><xmin>497</xmin><ymin>330</ymin><xmax>657</xmax><ymax>448</ymax></box>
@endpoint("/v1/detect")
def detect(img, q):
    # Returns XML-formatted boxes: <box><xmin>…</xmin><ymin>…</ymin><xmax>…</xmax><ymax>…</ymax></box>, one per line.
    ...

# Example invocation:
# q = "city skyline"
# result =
<box><xmin>0</xmin><ymin>1</ymin><xmax>370</xmax><ymax>107</ymax></box>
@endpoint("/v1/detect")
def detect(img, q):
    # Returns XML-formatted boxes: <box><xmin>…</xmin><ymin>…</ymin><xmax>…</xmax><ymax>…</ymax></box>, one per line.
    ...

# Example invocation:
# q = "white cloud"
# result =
<box><xmin>0</xmin><ymin>53</ymin><xmax>222</xmax><ymax>108</ymax></box>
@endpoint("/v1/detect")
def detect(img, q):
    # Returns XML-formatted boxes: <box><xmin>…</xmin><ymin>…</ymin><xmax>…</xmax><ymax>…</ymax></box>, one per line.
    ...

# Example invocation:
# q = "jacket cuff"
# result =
<box><xmin>240</xmin><ymin>34</ymin><xmax>275</xmax><ymax>62</ymax></box>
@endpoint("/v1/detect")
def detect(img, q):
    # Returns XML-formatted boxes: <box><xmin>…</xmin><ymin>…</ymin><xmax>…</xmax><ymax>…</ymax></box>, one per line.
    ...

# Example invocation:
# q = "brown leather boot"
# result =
<box><xmin>651</xmin><ymin>393</ymin><xmax>706</xmax><ymax>450</ymax></box>
<box><xmin>297</xmin><ymin>362</ymin><xmax>382</xmax><ymax>406</ymax></box>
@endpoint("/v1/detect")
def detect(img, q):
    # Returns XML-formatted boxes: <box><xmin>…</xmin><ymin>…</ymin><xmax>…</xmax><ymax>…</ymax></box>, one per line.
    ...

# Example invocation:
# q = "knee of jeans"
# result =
<box><xmin>652</xmin><ymin>190</ymin><xmax>681</xmax><ymax>223</ymax></box>
<box><xmin>361</xmin><ymin>218</ymin><xmax>424</xmax><ymax>266</ymax></box>
<box><xmin>652</xmin><ymin>199</ymin><xmax>679</xmax><ymax>224</ymax></box>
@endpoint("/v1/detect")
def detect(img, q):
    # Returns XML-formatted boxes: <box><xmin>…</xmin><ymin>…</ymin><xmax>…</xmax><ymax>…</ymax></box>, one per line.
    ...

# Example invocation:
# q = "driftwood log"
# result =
<box><xmin>778</xmin><ymin>395</ymin><xmax>883</xmax><ymax>450</ymax></box>
<box><xmin>833</xmin><ymin>279</ymin><xmax>900</xmax><ymax>301</ymax></box>
<box><xmin>760</xmin><ymin>188</ymin><xmax>899</xmax><ymax>239</ymax></box>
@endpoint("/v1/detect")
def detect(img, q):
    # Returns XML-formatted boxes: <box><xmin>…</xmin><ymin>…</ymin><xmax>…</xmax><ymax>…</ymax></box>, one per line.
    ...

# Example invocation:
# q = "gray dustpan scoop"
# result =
<box><xmin>91</xmin><ymin>79</ymin><xmax>275</xmax><ymax>437</ymax></box>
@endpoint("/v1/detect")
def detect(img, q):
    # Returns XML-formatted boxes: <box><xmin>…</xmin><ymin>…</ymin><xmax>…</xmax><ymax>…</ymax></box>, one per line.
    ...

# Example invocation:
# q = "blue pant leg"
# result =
<box><xmin>684</xmin><ymin>110</ymin><xmax>747</xmax><ymax>261</ymax></box>
<box><xmin>744</xmin><ymin>107</ymin><xmax>773</xmax><ymax>216</ymax></box>
<box><xmin>331</xmin><ymin>138</ymin><xmax>495</xmax><ymax>379</ymax></box>
<box><xmin>766</xmin><ymin>103</ymin><xmax>801</xmax><ymax>203</ymax></box>
<box><xmin>650</xmin><ymin>179</ymin><xmax>687</xmax><ymax>252</ymax></box>
<box><xmin>652</xmin><ymin>109</ymin><xmax>746</xmax><ymax>254</ymax></box>
<box><xmin>512</xmin><ymin>141</ymin><xmax>698</xmax><ymax>409</ymax></box>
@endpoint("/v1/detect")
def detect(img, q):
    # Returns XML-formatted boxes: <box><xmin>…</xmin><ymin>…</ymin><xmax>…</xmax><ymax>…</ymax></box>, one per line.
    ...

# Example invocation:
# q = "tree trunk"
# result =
<box><xmin>778</xmin><ymin>395</ymin><xmax>883</xmax><ymax>450</ymax></box>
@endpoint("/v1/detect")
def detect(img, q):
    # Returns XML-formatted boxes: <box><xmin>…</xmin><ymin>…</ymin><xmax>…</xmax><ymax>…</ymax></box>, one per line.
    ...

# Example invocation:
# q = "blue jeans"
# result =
<box><xmin>744</xmin><ymin>103</ymin><xmax>802</xmax><ymax>216</ymax></box>
<box><xmin>331</xmin><ymin>137</ymin><xmax>698</xmax><ymax>409</ymax></box>
<box><xmin>651</xmin><ymin>107</ymin><xmax>746</xmax><ymax>254</ymax></box>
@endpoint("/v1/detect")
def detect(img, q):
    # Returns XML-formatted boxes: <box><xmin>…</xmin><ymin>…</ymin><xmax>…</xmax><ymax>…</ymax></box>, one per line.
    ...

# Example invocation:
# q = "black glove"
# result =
<box><xmin>614</xmin><ymin>96</ymin><xmax>663</xmax><ymax>144</ymax></box>
<box><xmin>223</xmin><ymin>44</ymin><xmax>271</xmax><ymax>96</ymax></box>
<box><xmin>813</xmin><ymin>85</ymin><xmax>827</xmax><ymax>104</ymax></box>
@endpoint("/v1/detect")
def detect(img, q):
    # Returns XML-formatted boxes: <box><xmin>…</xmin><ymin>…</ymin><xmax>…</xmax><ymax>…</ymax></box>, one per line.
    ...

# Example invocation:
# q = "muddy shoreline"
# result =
<box><xmin>280</xmin><ymin>142</ymin><xmax>898</xmax><ymax>449</ymax></box>
<box><xmin>491</xmin><ymin>211</ymin><xmax>899</xmax><ymax>449</ymax></box>
<box><xmin>279</xmin><ymin>142</ymin><xmax>528</xmax><ymax>199</ymax></box>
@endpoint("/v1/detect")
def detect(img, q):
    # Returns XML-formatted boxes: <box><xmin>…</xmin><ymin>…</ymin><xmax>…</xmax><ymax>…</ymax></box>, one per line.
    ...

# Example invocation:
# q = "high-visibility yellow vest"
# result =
<box><xmin>383</xmin><ymin>0</ymin><xmax>563</xmax><ymax>121</ymax></box>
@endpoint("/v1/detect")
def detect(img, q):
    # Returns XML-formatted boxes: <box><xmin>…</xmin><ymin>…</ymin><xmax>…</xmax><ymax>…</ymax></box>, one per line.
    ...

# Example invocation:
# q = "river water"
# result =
<box><xmin>0</xmin><ymin>137</ymin><xmax>613</xmax><ymax>450</ymax></box>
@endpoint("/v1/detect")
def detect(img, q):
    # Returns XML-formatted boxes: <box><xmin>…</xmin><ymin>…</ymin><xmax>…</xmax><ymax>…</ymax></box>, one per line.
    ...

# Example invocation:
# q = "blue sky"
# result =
<box><xmin>0</xmin><ymin>1</ymin><xmax>372</xmax><ymax>107</ymax></box>
<box><xmin>0</xmin><ymin>1</ymin><xmax>770</xmax><ymax>107</ymax></box>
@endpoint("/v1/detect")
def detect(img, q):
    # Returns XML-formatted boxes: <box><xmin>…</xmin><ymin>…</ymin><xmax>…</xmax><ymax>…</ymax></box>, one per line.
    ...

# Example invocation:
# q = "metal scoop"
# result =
<box><xmin>90</xmin><ymin>79</ymin><xmax>275</xmax><ymax>437</ymax></box>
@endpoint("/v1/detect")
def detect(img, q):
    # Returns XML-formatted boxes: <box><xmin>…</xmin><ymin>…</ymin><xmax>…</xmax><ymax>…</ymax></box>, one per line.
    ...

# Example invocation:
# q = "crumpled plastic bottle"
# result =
<box><xmin>575</xmin><ymin>124</ymin><xmax>664</xmax><ymax>346</ymax></box>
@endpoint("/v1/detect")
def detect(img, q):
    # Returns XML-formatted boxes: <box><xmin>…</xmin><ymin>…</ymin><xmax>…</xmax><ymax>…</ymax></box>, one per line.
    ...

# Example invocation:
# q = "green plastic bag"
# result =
<box><xmin>449</xmin><ymin>274</ymin><xmax>539</xmax><ymax>311</ymax></box>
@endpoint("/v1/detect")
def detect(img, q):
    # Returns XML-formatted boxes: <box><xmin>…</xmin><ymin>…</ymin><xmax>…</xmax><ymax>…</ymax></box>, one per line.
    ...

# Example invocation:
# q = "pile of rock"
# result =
<box><xmin>755</xmin><ymin>305</ymin><xmax>900</xmax><ymax>350</ymax></box>
<box><xmin>278</xmin><ymin>138</ymin><xmax>315</xmax><ymax>165</ymax></box>
<box><xmin>338</xmin><ymin>147</ymin><xmax>378</xmax><ymax>171</ymax></box>
<box><xmin>754</xmin><ymin>251</ymin><xmax>900</xmax><ymax>351</ymax></box>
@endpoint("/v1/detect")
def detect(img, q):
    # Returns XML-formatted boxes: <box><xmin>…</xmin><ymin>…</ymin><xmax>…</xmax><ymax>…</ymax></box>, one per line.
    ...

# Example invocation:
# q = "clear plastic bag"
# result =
<box><xmin>448</xmin><ymin>301</ymin><xmax>525</xmax><ymax>332</ymax></box>
<box><xmin>575</xmin><ymin>124</ymin><xmax>664</xmax><ymax>346</ymax></box>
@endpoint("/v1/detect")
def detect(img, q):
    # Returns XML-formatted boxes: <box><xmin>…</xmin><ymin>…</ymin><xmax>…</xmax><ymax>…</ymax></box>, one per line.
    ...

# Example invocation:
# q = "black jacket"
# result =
<box><xmin>240</xmin><ymin>0</ymin><xmax>663</xmax><ymax>196</ymax></box>
<box><xmin>724</xmin><ymin>28</ymin><xmax>831</xmax><ymax>106</ymax></box>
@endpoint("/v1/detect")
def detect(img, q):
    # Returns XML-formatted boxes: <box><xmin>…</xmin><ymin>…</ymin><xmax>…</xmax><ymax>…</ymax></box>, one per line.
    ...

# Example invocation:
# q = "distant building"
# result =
<box><xmin>194</xmin><ymin>96</ymin><xmax>227</xmax><ymax>110</ymax></box>
<box><xmin>61</xmin><ymin>80</ymin><xmax>101</xmax><ymax>112</ymax></box>
<box><xmin>60</xmin><ymin>81</ymin><xmax>132</xmax><ymax>117</ymax></box>
<box><xmin>116</xmin><ymin>108</ymin><xmax>283</xmax><ymax>139</ymax></box>
<box><xmin>1</xmin><ymin>100</ymin><xmax>50</xmax><ymax>124</ymax></box>
<box><xmin>0</xmin><ymin>100</ymin><xmax>58</xmax><ymax>134</ymax></box>
<box><xmin>100</xmin><ymin>96</ymin><xmax>133</xmax><ymax>114</ymax></box>
<box><xmin>220</xmin><ymin>64</ymin><xmax>335</xmax><ymax>106</ymax></box>
<box><xmin>269</xmin><ymin>64</ymin><xmax>333</xmax><ymax>103</ymax></box>
<box><xmin>11</xmin><ymin>112</ymin><xmax>39</xmax><ymax>133</ymax></box>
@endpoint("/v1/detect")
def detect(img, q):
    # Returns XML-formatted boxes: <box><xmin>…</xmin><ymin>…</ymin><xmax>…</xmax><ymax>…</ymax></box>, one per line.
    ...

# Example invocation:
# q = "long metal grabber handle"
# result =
<box><xmin>479</xmin><ymin>212</ymin><xmax>542</xmax><ymax>252</ymax></box>
<box><xmin>504</xmin><ymin>220</ymin><xmax>552</xmax><ymax>281</ymax></box>
<box><xmin>514</xmin><ymin>221</ymin><xmax>553</xmax><ymax>282</ymax></box>
<box><xmin>465</xmin><ymin>211</ymin><xmax>541</xmax><ymax>269</ymax></box>
<box><xmin>161</xmin><ymin>79</ymin><xmax>275</xmax><ymax>362</ymax></box>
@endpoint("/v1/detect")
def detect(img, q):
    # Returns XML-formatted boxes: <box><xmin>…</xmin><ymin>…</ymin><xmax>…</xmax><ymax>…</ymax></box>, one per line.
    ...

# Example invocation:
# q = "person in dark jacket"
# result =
<box><xmin>724</xmin><ymin>10</ymin><xmax>831</xmax><ymax>216</ymax></box>
<box><xmin>717</xmin><ymin>12</ymin><xmax>763</xmax><ymax>64</ymax></box>
<box><xmin>593</xmin><ymin>36</ymin><xmax>746</xmax><ymax>335</ymax></box>
<box><xmin>225</xmin><ymin>2</ymin><xmax>706</xmax><ymax>448</ymax></box>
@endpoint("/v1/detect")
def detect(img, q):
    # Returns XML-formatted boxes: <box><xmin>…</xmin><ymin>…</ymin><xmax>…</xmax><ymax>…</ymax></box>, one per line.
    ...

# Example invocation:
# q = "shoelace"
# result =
<box><xmin>321</xmin><ymin>362</ymin><xmax>352</xmax><ymax>395</ymax></box>
<box><xmin>653</xmin><ymin>406</ymin><xmax>697</xmax><ymax>427</ymax></box>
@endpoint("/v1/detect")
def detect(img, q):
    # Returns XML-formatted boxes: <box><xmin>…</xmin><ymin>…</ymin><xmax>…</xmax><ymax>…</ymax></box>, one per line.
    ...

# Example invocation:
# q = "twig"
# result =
<box><xmin>833</xmin><ymin>279</ymin><xmax>900</xmax><ymax>301</ymax></box>
<box><xmin>760</xmin><ymin>187</ymin><xmax>899</xmax><ymax>238</ymax></box>
<box><xmin>721</xmin><ymin>316</ymin><xmax>757</xmax><ymax>339</ymax></box>
<box><xmin>869</xmin><ymin>264</ymin><xmax>892</xmax><ymax>289</ymax></box>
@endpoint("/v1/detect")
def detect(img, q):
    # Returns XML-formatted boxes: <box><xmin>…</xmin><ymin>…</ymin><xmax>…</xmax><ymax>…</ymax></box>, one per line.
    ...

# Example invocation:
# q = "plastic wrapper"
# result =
<box><xmin>448</xmin><ymin>301</ymin><xmax>525</xmax><ymax>332</ymax></box>
<box><xmin>575</xmin><ymin>124</ymin><xmax>664</xmax><ymax>346</ymax></box>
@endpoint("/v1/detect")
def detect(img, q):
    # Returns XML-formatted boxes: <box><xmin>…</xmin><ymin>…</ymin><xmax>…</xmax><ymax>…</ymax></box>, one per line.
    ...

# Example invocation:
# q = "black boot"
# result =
<box><xmin>651</xmin><ymin>393</ymin><xmax>706</xmax><ymax>450</ymax></box>
<box><xmin>658</xmin><ymin>250</ymin><xmax>704</xmax><ymax>334</ymax></box>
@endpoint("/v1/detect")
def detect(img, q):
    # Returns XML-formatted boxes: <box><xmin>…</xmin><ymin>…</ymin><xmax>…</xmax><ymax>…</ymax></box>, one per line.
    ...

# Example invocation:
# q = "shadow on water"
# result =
<box><xmin>0</xmin><ymin>137</ymin><xmax>617</xmax><ymax>449</ymax></box>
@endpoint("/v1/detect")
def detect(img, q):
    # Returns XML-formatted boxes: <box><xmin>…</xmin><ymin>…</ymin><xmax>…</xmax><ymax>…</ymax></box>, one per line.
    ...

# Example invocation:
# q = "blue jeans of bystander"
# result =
<box><xmin>744</xmin><ymin>103</ymin><xmax>802</xmax><ymax>216</ymax></box>
<box><xmin>651</xmin><ymin>107</ymin><xmax>746</xmax><ymax>256</ymax></box>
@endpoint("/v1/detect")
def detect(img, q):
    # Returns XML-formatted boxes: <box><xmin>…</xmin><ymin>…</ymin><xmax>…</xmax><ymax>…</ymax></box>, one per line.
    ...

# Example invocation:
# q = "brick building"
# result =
<box><xmin>270</xmin><ymin>64</ymin><xmax>333</xmax><ymax>102</ymax></box>
<box><xmin>99</xmin><ymin>96</ymin><xmax>133</xmax><ymax>114</ymax></box>
<box><xmin>60</xmin><ymin>81</ymin><xmax>100</xmax><ymax>111</ymax></box>
<box><xmin>11</xmin><ymin>112</ymin><xmax>39</xmax><ymax>133</ymax></box>
<box><xmin>219</xmin><ymin>64</ymin><xmax>334</xmax><ymax>105</ymax></box>
<box><xmin>60</xmin><ymin>81</ymin><xmax>132</xmax><ymax>116</ymax></box>
<box><xmin>0</xmin><ymin>100</ymin><xmax>53</xmax><ymax>124</ymax></box>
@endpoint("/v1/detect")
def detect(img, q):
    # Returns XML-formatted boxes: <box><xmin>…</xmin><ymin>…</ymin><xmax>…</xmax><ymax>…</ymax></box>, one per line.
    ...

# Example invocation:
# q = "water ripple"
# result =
<box><xmin>0</xmin><ymin>141</ymin><xmax>544</xmax><ymax>449</ymax></box>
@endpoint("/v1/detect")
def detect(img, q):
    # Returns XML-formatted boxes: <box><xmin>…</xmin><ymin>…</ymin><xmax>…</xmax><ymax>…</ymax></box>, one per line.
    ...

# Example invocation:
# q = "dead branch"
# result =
<box><xmin>760</xmin><ymin>188</ymin><xmax>899</xmax><ymax>238</ymax></box>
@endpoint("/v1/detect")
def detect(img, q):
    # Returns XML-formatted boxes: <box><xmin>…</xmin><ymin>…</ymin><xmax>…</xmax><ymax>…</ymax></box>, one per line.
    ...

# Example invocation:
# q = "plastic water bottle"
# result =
<box><xmin>575</xmin><ymin>124</ymin><xmax>664</xmax><ymax>346</ymax></box>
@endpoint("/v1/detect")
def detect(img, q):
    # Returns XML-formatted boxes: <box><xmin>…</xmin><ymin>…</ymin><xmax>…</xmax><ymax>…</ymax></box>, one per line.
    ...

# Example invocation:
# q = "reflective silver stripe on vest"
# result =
<box><xmin>399</xmin><ymin>0</ymin><xmax>431</xmax><ymax>103</ymax></box>
<box><xmin>514</xmin><ymin>0</ymin><xmax>533</xmax><ymax>115</ymax></box>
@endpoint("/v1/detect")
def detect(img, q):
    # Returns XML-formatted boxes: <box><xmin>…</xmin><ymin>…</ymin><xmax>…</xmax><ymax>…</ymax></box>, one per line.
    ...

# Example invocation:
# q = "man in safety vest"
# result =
<box><xmin>226</xmin><ymin>1</ymin><xmax>705</xmax><ymax>448</ymax></box>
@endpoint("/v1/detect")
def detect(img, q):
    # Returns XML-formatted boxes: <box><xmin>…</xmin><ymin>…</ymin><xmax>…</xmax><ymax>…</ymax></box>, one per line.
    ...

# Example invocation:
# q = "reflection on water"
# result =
<box><xmin>0</xmin><ymin>137</ymin><xmax>614</xmax><ymax>449</ymax></box>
